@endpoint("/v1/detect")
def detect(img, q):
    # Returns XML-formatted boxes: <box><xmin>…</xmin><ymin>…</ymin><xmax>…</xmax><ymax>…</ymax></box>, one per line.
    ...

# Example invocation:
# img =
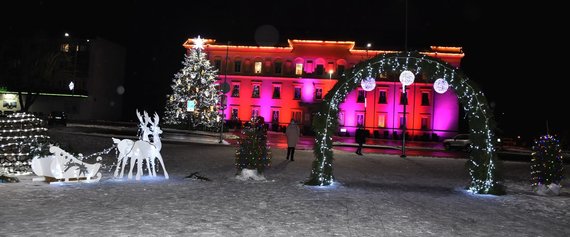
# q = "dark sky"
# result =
<box><xmin>2</xmin><ymin>0</ymin><xmax>565</xmax><ymax>140</ymax></box>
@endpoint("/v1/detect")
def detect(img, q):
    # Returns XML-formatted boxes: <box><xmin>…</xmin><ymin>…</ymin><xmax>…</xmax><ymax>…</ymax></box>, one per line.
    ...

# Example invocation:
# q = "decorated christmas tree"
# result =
<box><xmin>0</xmin><ymin>112</ymin><xmax>50</xmax><ymax>174</ymax></box>
<box><xmin>531</xmin><ymin>134</ymin><xmax>564</xmax><ymax>195</ymax></box>
<box><xmin>235</xmin><ymin>117</ymin><xmax>271</xmax><ymax>176</ymax></box>
<box><xmin>164</xmin><ymin>36</ymin><xmax>220</xmax><ymax>130</ymax></box>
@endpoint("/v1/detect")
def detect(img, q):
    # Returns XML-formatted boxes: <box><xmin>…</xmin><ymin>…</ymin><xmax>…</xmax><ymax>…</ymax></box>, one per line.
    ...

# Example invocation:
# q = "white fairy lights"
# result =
<box><xmin>1</xmin><ymin>113</ymin><xmax>50</xmax><ymax>174</ymax></box>
<box><xmin>306</xmin><ymin>51</ymin><xmax>501</xmax><ymax>194</ymax></box>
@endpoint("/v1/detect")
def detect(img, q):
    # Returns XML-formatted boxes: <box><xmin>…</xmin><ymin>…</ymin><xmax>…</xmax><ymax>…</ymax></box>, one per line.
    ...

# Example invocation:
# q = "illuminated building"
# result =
<box><xmin>183</xmin><ymin>38</ymin><xmax>463</xmax><ymax>139</ymax></box>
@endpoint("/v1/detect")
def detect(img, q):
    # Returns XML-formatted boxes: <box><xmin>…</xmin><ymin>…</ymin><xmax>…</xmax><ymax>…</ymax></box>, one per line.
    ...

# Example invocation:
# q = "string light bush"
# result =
<box><xmin>1</xmin><ymin>112</ymin><xmax>50</xmax><ymax>174</ymax></box>
<box><xmin>235</xmin><ymin>117</ymin><xmax>271</xmax><ymax>179</ymax></box>
<box><xmin>531</xmin><ymin>135</ymin><xmax>564</xmax><ymax>195</ymax></box>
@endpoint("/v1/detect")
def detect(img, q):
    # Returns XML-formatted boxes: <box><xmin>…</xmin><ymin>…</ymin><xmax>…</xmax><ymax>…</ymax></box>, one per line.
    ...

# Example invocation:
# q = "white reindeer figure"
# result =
<box><xmin>113</xmin><ymin>111</ymin><xmax>168</xmax><ymax>180</ymax></box>
<box><xmin>136</xmin><ymin>109</ymin><xmax>151</xmax><ymax>142</ymax></box>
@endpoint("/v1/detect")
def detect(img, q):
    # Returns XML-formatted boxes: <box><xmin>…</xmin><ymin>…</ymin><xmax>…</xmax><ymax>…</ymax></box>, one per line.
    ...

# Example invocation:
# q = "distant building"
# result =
<box><xmin>183</xmin><ymin>38</ymin><xmax>463</xmax><ymax>139</ymax></box>
<box><xmin>0</xmin><ymin>36</ymin><xmax>125</xmax><ymax>121</ymax></box>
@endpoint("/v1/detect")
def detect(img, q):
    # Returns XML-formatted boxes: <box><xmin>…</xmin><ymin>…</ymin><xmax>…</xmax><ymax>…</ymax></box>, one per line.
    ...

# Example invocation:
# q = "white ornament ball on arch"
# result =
<box><xmin>399</xmin><ymin>70</ymin><xmax>415</xmax><ymax>86</ymax></box>
<box><xmin>360</xmin><ymin>77</ymin><xmax>376</xmax><ymax>91</ymax></box>
<box><xmin>433</xmin><ymin>78</ymin><xmax>449</xmax><ymax>94</ymax></box>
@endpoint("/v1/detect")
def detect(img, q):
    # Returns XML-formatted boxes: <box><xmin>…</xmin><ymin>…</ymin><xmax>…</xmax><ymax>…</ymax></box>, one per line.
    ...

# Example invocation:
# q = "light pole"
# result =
<box><xmin>218</xmin><ymin>41</ymin><xmax>231</xmax><ymax>144</ymax></box>
<box><xmin>401</xmin><ymin>87</ymin><xmax>407</xmax><ymax>157</ymax></box>
<box><xmin>366</xmin><ymin>43</ymin><xmax>371</xmax><ymax>59</ymax></box>
<box><xmin>399</xmin><ymin>70</ymin><xmax>415</xmax><ymax>158</ymax></box>
<box><xmin>68</xmin><ymin>81</ymin><xmax>74</xmax><ymax>95</ymax></box>
<box><xmin>328</xmin><ymin>69</ymin><xmax>333</xmax><ymax>79</ymax></box>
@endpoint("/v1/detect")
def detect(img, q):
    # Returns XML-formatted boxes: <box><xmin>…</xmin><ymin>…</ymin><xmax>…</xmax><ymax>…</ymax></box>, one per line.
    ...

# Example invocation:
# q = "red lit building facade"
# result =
<box><xmin>183</xmin><ymin>39</ymin><xmax>463</xmax><ymax>139</ymax></box>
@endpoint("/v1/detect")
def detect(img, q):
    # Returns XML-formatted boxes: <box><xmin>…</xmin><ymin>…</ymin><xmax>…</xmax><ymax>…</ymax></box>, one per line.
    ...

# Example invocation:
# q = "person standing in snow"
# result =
<box><xmin>355</xmin><ymin>125</ymin><xmax>366</xmax><ymax>155</ymax></box>
<box><xmin>285</xmin><ymin>119</ymin><xmax>300</xmax><ymax>161</ymax></box>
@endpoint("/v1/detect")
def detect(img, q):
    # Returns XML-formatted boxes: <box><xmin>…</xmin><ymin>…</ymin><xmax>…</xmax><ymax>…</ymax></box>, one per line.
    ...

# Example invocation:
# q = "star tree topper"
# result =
<box><xmin>193</xmin><ymin>36</ymin><xmax>205</xmax><ymax>50</ymax></box>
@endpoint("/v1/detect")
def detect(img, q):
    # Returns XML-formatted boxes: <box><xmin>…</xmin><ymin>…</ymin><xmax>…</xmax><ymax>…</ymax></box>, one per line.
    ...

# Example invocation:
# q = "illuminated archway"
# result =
<box><xmin>305</xmin><ymin>51</ymin><xmax>503</xmax><ymax>195</ymax></box>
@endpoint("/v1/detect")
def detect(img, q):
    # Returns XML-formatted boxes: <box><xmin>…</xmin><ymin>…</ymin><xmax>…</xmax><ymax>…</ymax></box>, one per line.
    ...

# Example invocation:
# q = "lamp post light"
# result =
<box><xmin>218</xmin><ymin>41</ymin><xmax>231</xmax><ymax>144</ymax></box>
<box><xmin>399</xmin><ymin>70</ymin><xmax>415</xmax><ymax>158</ymax></box>
<box><xmin>68</xmin><ymin>81</ymin><xmax>74</xmax><ymax>95</ymax></box>
<box><xmin>328</xmin><ymin>69</ymin><xmax>333</xmax><ymax>79</ymax></box>
<box><xmin>366</xmin><ymin>43</ymin><xmax>371</xmax><ymax>59</ymax></box>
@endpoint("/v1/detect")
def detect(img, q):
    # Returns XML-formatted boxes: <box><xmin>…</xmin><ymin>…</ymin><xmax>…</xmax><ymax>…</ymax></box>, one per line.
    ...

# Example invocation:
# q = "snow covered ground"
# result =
<box><xmin>1</xmin><ymin>132</ymin><xmax>569</xmax><ymax>236</ymax></box>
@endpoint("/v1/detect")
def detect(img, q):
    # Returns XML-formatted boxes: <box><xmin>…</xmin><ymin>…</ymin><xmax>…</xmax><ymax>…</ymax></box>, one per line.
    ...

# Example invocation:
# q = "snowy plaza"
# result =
<box><xmin>1</xmin><ymin>132</ymin><xmax>569</xmax><ymax>237</ymax></box>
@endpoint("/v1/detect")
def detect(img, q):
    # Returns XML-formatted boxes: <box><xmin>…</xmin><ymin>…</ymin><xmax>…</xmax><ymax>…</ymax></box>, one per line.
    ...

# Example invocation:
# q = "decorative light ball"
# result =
<box><xmin>433</xmin><ymin>78</ymin><xmax>449</xmax><ymax>94</ymax></box>
<box><xmin>399</xmin><ymin>70</ymin><xmax>415</xmax><ymax>86</ymax></box>
<box><xmin>360</xmin><ymin>77</ymin><xmax>376</xmax><ymax>91</ymax></box>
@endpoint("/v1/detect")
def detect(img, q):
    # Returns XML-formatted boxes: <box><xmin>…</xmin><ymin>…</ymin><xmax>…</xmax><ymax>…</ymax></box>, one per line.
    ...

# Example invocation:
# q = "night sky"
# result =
<box><xmin>2</xmin><ymin>0</ymin><xmax>565</xmax><ymax>141</ymax></box>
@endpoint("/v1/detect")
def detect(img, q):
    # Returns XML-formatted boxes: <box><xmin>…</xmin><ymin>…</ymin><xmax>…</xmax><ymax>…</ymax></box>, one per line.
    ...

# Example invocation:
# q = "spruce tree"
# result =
<box><xmin>235</xmin><ymin>117</ymin><xmax>271</xmax><ymax>174</ymax></box>
<box><xmin>164</xmin><ymin>36</ymin><xmax>220</xmax><ymax>130</ymax></box>
<box><xmin>531</xmin><ymin>135</ymin><xmax>564</xmax><ymax>187</ymax></box>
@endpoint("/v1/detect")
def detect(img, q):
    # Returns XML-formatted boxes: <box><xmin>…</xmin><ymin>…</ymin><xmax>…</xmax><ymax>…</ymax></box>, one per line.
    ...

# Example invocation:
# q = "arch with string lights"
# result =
<box><xmin>305</xmin><ymin>51</ymin><xmax>503</xmax><ymax>195</ymax></box>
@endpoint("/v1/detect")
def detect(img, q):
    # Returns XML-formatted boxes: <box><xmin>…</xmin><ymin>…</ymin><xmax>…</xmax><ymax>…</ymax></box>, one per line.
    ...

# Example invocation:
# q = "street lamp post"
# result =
<box><xmin>68</xmin><ymin>81</ymin><xmax>74</xmax><ymax>95</ymax></box>
<box><xmin>399</xmin><ymin>70</ymin><xmax>415</xmax><ymax>158</ymax></box>
<box><xmin>401</xmin><ymin>87</ymin><xmax>407</xmax><ymax>158</ymax></box>
<box><xmin>218</xmin><ymin>41</ymin><xmax>231</xmax><ymax>144</ymax></box>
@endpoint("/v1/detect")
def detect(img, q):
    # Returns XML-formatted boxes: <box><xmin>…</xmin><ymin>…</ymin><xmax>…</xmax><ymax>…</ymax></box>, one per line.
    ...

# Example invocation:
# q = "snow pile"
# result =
<box><xmin>535</xmin><ymin>183</ymin><xmax>561</xmax><ymax>196</ymax></box>
<box><xmin>235</xmin><ymin>168</ymin><xmax>266</xmax><ymax>181</ymax></box>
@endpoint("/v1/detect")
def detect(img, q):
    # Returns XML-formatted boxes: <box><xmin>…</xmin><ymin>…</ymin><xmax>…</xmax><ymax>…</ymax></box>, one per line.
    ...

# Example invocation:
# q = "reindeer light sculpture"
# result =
<box><xmin>113</xmin><ymin>111</ymin><xmax>168</xmax><ymax>180</ymax></box>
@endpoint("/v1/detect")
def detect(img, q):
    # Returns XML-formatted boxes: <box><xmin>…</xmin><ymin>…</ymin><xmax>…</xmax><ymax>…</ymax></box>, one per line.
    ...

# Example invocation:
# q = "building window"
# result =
<box><xmin>421</xmin><ymin>116</ymin><xmax>430</xmax><ymax>130</ymax></box>
<box><xmin>295</xmin><ymin>63</ymin><xmax>303</xmax><ymax>75</ymax></box>
<box><xmin>399</xmin><ymin>114</ymin><xmax>407</xmax><ymax>128</ymax></box>
<box><xmin>294</xmin><ymin>87</ymin><xmax>301</xmax><ymax>100</ymax></box>
<box><xmin>357</xmin><ymin>90</ymin><xmax>365</xmax><ymax>103</ymax></box>
<box><xmin>377</xmin><ymin>113</ymin><xmax>386</xmax><ymax>128</ymax></box>
<box><xmin>315</xmin><ymin>64</ymin><xmax>324</xmax><ymax>75</ymax></box>
<box><xmin>214</xmin><ymin>59</ymin><xmax>222</xmax><ymax>70</ymax></box>
<box><xmin>315</xmin><ymin>88</ymin><xmax>323</xmax><ymax>100</ymax></box>
<box><xmin>254</xmin><ymin>61</ymin><xmax>262</xmax><ymax>74</ymax></box>
<box><xmin>274</xmin><ymin>62</ymin><xmax>282</xmax><ymax>74</ymax></box>
<box><xmin>400</xmin><ymin>91</ymin><xmax>408</xmax><ymax>105</ymax></box>
<box><xmin>231</xmin><ymin>108</ymin><xmax>239</xmax><ymax>120</ymax></box>
<box><xmin>356</xmin><ymin>113</ymin><xmax>364</xmax><ymax>127</ymax></box>
<box><xmin>378</xmin><ymin>90</ymin><xmax>387</xmax><ymax>104</ymax></box>
<box><xmin>306</xmin><ymin>60</ymin><xmax>313</xmax><ymax>73</ymax></box>
<box><xmin>291</xmin><ymin>111</ymin><xmax>302</xmax><ymax>123</ymax></box>
<box><xmin>272</xmin><ymin>85</ymin><xmax>281</xmax><ymax>99</ymax></box>
<box><xmin>421</xmin><ymin>92</ymin><xmax>430</xmax><ymax>106</ymax></box>
<box><xmin>234</xmin><ymin>61</ymin><xmax>242</xmax><ymax>73</ymax></box>
<box><xmin>338</xmin><ymin>111</ymin><xmax>345</xmax><ymax>126</ymax></box>
<box><xmin>272</xmin><ymin>110</ymin><xmax>280</xmax><ymax>124</ymax></box>
<box><xmin>61</xmin><ymin>43</ymin><xmax>70</xmax><ymax>53</ymax></box>
<box><xmin>337</xmin><ymin>65</ymin><xmax>345</xmax><ymax>76</ymax></box>
<box><xmin>251</xmin><ymin>107</ymin><xmax>260</xmax><ymax>119</ymax></box>
<box><xmin>231</xmin><ymin>84</ymin><xmax>240</xmax><ymax>97</ymax></box>
<box><xmin>252</xmin><ymin>84</ymin><xmax>260</xmax><ymax>98</ymax></box>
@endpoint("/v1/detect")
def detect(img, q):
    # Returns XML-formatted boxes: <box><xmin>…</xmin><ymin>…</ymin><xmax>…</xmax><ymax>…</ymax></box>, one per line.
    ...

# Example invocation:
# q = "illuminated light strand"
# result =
<box><xmin>1</xmin><ymin>128</ymin><xmax>48</xmax><ymax>133</ymax></box>
<box><xmin>306</xmin><ymin>52</ymin><xmax>501</xmax><ymax>194</ymax></box>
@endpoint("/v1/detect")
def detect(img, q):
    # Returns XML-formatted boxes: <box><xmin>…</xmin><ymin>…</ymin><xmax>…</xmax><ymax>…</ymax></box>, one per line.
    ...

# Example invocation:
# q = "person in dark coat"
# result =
<box><xmin>285</xmin><ymin>120</ymin><xmax>300</xmax><ymax>161</ymax></box>
<box><xmin>355</xmin><ymin>126</ymin><xmax>367</xmax><ymax>155</ymax></box>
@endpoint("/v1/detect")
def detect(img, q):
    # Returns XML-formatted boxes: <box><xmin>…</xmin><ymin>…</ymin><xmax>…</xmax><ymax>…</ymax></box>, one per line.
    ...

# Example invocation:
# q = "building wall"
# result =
<box><xmin>0</xmin><ymin>37</ymin><xmax>125</xmax><ymax>121</ymax></box>
<box><xmin>189</xmin><ymin>39</ymin><xmax>462</xmax><ymax>139</ymax></box>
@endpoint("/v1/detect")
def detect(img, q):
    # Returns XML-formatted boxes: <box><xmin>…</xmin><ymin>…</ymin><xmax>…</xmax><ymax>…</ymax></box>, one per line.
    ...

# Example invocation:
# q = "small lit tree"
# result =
<box><xmin>235</xmin><ymin>117</ymin><xmax>271</xmax><ymax>175</ymax></box>
<box><xmin>531</xmin><ymin>135</ymin><xmax>564</xmax><ymax>195</ymax></box>
<box><xmin>0</xmin><ymin>113</ymin><xmax>50</xmax><ymax>174</ymax></box>
<box><xmin>164</xmin><ymin>36</ymin><xmax>220</xmax><ymax>130</ymax></box>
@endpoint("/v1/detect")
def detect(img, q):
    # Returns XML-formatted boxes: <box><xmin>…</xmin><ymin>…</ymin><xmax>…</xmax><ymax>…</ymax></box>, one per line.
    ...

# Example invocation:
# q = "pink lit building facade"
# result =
<box><xmin>183</xmin><ymin>39</ymin><xmax>463</xmax><ymax>139</ymax></box>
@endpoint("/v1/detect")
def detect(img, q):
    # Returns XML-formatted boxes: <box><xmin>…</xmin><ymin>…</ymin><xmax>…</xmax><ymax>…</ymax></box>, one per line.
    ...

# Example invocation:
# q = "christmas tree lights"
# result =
<box><xmin>531</xmin><ymin>135</ymin><xmax>564</xmax><ymax>194</ymax></box>
<box><xmin>235</xmin><ymin>117</ymin><xmax>271</xmax><ymax>174</ymax></box>
<box><xmin>164</xmin><ymin>36</ymin><xmax>220</xmax><ymax>131</ymax></box>
<box><xmin>1</xmin><ymin>112</ymin><xmax>50</xmax><ymax>174</ymax></box>
<box><xmin>305</xmin><ymin>51</ymin><xmax>503</xmax><ymax>194</ymax></box>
